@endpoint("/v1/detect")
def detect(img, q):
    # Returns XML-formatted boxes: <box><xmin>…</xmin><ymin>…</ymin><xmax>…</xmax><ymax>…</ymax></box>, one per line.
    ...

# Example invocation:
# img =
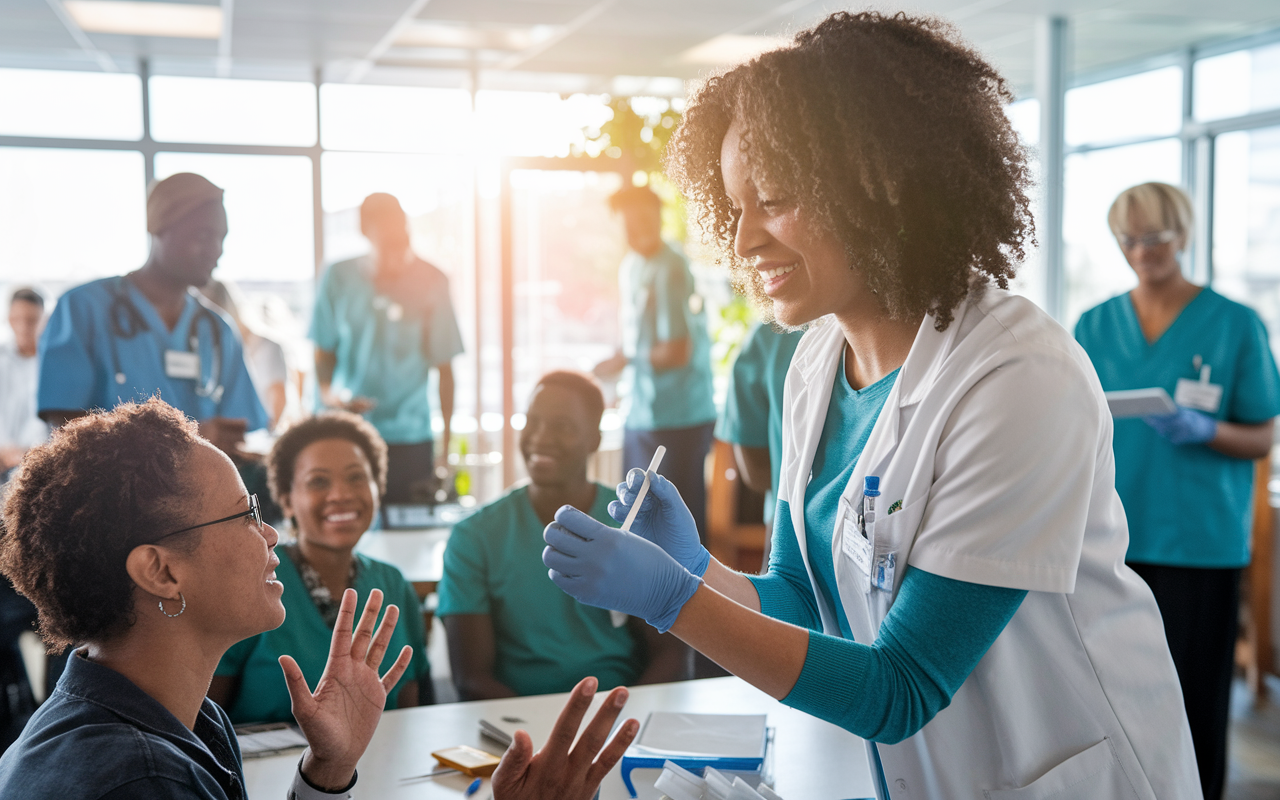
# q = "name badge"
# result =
<box><xmin>1174</xmin><ymin>378</ymin><xmax>1222</xmax><ymax>414</ymax></box>
<box><xmin>165</xmin><ymin>350</ymin><xmax>201</xmax><ymax>380</ymax></box>
<box><xmin>838</xmin><ymin>499</ymin><xmax>873</xmax><ymax>593</ymax></box>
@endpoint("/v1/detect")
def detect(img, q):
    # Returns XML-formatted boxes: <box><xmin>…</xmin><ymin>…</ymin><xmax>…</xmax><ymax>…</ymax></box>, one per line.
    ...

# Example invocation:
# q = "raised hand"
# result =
<box><xmin>544</xmin><ymin>506</ymin><xmax>702</xmax><ymax>633</ymax></box>
<box><xmin>491</xmin><ymin>677</ymin><xmax>639</xmax><ymax>800</ymax></box>
<box><xmin>609</xmin><ymin>470</ymin><xmax>710</xmax><ymax>577</ymax></box>
<box><xmin>281</xmin><ymin>588</ymin><xmax>413</xmax><ymax>791</ymax></box>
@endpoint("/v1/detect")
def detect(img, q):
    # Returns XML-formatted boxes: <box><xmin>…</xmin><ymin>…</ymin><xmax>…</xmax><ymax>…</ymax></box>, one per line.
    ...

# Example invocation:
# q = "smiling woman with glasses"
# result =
<box><xmin>1074</xmin><ymin>181</ymin><xmax>1280</xmax><ymax>800</ymax></box>
<box><xmin>0</xmin><ymin>398</ymin><xmax>638</xmax><ymax>800</ymax></box>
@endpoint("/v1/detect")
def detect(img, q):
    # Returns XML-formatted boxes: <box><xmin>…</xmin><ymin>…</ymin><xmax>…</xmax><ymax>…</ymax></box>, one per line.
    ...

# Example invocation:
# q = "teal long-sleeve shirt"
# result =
<box><xmin>748</xmin><ymin>362</ymin><xmax>1026</xmax><ymax>745</ymax></box>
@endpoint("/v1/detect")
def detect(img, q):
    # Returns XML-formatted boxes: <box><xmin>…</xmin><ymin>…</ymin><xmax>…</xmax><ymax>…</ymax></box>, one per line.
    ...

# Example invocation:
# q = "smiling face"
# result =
<box><xmin>152</xmin><ymin>200</ymin><xmax>229</xmax><ymax>288</ymax></box>
<box><xmin>720</xmin><ymin>120</ymin><xmax>874</xmax><ymax>329</ymax></box>
<box><xmin>520</xmin><ymin>384</ymin><xmax>601</xmax><ymax>489</ymax></box>
<box><xmin>283</xmin><ymin>438</ymin><xmax>378</xmax><ymax>554</ymax></box>
<box><xmin>168</xmin><ymin>442</ymin><xmax>285</xmax><ymax>640</ymax></box>
<box><xmin>1117</xmin><ymin>203</ymin><xmax>1184</xmax><ymax>287</ymax></box>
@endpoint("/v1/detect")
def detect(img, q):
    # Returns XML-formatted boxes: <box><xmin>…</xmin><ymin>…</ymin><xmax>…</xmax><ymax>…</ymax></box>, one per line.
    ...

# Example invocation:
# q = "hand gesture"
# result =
<box><xmin>491</xmin><ymin>677</ymin><xmax>639</xmax><ymax>800</ymax></box>
<box><xmin>544</xmin><ymin>506</ymin><xmax>702</xmax><ymax>633</ymax></box>
<box><xmin>281</xmin><ymin>588</ymin><xmax>413</xmax><ymax>791</ymax></box>
<box><xmin>610</xmin><ymin>470</ymin><xmax>710</xmax><ymax>576</ymax></box>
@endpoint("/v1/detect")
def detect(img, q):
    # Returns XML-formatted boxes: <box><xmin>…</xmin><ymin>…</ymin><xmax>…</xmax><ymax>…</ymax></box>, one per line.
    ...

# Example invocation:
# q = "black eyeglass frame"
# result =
<box><xmin>157</xmin><ymin>494</ymin><xmax>262</xmax><ymax>541</ymax></box>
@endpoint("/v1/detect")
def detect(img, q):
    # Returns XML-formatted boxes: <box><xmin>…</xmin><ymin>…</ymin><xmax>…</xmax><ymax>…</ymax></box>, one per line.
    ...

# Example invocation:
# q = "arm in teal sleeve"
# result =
<box><xmin>746</xmin><ymin>501</ymin><xmax>822</xmax><ymax>630</ymax></box>
<box><xmin>783</xmin><ymin>567</ymin><xmax>1025</xmax><ymax>744</ymax></box>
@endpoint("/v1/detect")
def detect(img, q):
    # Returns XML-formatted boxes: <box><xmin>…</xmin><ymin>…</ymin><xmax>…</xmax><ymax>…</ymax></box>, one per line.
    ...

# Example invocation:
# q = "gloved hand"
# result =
<box><xmin>543</xmin><ymin>505</ymin><xmax>702</xmax><ymax>633</ymax></box>
<box><xmin>1143</xmin><ymin>406</ymin><xmax>1218</xmax><ymax>445</ymax></box>
<box><xmin>609</xmin><ymin>469</ymin><xmax>711</xmax><ymax>578</ymax></box>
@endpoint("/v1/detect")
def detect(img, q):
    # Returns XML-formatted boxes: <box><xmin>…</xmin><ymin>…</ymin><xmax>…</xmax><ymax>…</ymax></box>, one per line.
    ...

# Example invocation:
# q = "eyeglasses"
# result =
<box><xmin>157</xmin><ymin>494</ymin><xmax>262</xmax><ymax>541</ymax></box>
<box><xmin>1118</xmin><ymin>230</ymin><xmax>1178</xmax><ymax>250</ymax></box>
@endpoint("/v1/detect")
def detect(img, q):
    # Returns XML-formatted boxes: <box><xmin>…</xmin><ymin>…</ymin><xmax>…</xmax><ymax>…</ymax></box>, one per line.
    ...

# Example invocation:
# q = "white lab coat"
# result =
<box><xmin>778</xmin><ymin>287</ymin><xmax>1200</xmax><ymax>799</ymax></box>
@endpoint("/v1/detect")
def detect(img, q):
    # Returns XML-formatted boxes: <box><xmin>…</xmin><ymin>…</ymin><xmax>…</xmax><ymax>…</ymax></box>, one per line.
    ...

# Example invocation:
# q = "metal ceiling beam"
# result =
<box><xmin>346</xmin><ymin>0</ymin><xmax>435</xmax><ymax>84</ymax></box>
<box><xmin>40</xmin><ymin>0</ymin><xmax>117</xmax><ymax>72</ymax></box>
<box><xmin>217</xmin><ymin>0</ymin><xmax>234</xmax><ymax>78</ymax></box>
<box><xmin>495</xmin><ymin>0</ymin><xmax>616</xmax><ymax>72</ymax></box>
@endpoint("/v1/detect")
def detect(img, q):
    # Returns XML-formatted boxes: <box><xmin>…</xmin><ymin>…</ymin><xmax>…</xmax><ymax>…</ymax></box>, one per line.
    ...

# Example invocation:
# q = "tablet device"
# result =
<box><xmin>1105</xmin><ymin>388</ymin><xmax>1177</xmax><ymax>419</ymax></box>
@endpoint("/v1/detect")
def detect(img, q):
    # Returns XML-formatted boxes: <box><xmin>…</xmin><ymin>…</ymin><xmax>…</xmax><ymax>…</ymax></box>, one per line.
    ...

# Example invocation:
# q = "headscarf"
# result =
<box><xmin>146</xmin><ymin>173</ymin><xmax>224</xmax><ymax>235</ymax></box>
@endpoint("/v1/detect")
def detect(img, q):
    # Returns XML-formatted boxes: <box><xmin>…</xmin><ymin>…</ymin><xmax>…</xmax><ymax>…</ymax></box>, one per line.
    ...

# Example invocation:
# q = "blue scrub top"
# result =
<box><xmin>309</xmin><ymin>256</ymin><xmax>464</xmax><ymax>445</ymax></box>
<box><xmin>37</xmin><ymin>276</ymin><xmax>268</xmax><ymax>429</ymax></box>
<box><xmin>1075</xmin><ymin>287</ymin><xmax>1280</xmax><ymax>568</ymax></box>
<box><xmin>619</xmin><ymin>242</ymin><xmax>716</xmax><ymax>431</ymax></box>
<box><xmin>715</xmin><ymin>321</ymin><xmax>804</xmax><ymax>519</ymax></box>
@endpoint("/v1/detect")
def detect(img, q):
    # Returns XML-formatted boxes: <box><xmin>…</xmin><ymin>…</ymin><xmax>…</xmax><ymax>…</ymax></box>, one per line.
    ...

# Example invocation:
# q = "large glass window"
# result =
<box><xmin>1213</xmin><ymin>126</ymin><xmax>1280</xmax><ymax>349</ymax></box>
<box><xmin>1065</xmin><ymin>66</ymin><xmax>1182</xmax><ymax>147</ymax></box>
<box><xmin>153</xmin><ymin>152</ymin><xmax>315</xmax><ymax>323</ymax></box>
<box><xmin>1194</xmin><ymin>42</ymin><xmax>1280</xmax><ymax>122</ymax></box>
<box><xmin>149</xmin><ymin>76</ymin><xmax>318</xmax><ymax>147</ymax></box>
<box><xmin>0</xmin><ymin>68</ymin><xmax>143</xmax><ymax>140</ymax></box>
<box><xmin>0</xmin><ymin>147</ymin><xmax>147</xmax><ymax>292</ymax></box>
<box><xmin>319</xmin><ymin>84</ymin><xmax>472</xmax><ymax>153</ymax></box>
<box><xmin>1063</xmin><ymin>138</ymin><xmax>1183</xmax><ymax>326</ymax></box>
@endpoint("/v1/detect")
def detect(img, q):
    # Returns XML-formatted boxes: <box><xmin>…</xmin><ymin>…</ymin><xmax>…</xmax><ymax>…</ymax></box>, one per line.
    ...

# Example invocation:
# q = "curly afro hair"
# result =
<box><xmin>266</xmin><ymin>411</ymin><xmax>389</xmax><ymax>511</ymax></box>
<box><xmin>0</xmin><ymin>398</ymin><xmax>203</xmax><ymax>650</ymax></box>
<box><xmin>664</xmin><ymin>11</ymin><xmax>1035</xmax><ymax>330</ymax></box>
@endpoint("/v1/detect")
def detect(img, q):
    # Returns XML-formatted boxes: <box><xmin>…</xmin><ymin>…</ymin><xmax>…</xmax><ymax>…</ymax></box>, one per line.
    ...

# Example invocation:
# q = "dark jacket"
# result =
<box><xmin>0</xmin><ymin>650</ymin><xmax>246</xmax><ymax>799</ymax></box>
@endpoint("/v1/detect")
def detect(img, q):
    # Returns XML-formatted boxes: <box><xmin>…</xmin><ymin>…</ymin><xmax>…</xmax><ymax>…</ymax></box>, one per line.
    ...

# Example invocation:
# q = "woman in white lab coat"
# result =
<box><xmin>541</xmin><ymin>11</ymin><xmax>1201</xmax><ymax>800</ymax></box>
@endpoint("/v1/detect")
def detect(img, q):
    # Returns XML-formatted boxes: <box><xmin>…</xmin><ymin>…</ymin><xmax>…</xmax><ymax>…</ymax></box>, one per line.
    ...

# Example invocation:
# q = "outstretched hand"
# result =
<box><xmin>491</xmin><ymin>677</ymin><xmax>639</xmax><ymax>800</ymax></box>
<box><xmin>280</xmin><ymin>588</ymin><xmax>413</xmax><ymax>792</ymax></box>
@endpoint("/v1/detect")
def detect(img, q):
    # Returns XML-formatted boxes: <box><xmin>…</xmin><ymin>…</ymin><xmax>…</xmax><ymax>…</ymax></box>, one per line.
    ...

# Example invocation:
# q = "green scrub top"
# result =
<box><xmin>619</xmin><ymin>243</ymin><xmax>716</xmax><ymax>431</ymax></box>
<box><xmin>309</xmin><ymin>256</ymin><xmax>465</xmax><ymax>444</ymax></box>
<box><xmin>1075</xmin><ymin>288</ymin><xmax>1280</xmax><ymax>568</ymax></box>
<box><xmin>215</xmin><ymin>550</ymin><xmax>430</xmax><ymax>725</ymax></box>
<box><xmin>715</xmin><ymin>321</ymin><xmax>804</xmax><ymax>521</ymax></box>
<box><xmin>435</xmin><ymin>484</ymin><xmax>645</xmax><ymax>696</ymax></box>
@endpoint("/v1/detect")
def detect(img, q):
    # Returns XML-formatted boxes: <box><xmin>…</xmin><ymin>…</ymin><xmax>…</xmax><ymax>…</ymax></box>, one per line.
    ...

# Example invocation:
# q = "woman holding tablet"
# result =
<box><xmin>1075</xmin><ymin>182</ymin><xmax>1280</xmax><ymax>800</ymax></box>
<box><xmin>542</xmin><ymin>12</ymin><xmax>1199</xmax><ymax>800</ymax></box>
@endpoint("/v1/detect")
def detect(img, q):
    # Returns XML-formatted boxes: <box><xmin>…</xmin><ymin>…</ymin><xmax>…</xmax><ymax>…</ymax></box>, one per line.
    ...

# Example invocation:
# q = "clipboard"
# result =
<box><xmin>1104</xmin><ymin>388</ymin><xmax>1177</xmax><ymax>419</ymax></box>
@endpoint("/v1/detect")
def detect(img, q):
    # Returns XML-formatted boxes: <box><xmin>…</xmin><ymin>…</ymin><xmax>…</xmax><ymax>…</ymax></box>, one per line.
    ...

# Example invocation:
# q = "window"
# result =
<box><xmin>319</xmin><ymin>84</ymin><xmax>472</xmax><ymax>153</ymax></box>
<box><xmin>1212</xmin><ymin>126</ymin><xmax>1280</xmax><ymax>349</ymax></box>
<box><xmin>1065</xmin><ymin>66</ymin><xmax>1182</xmax><ymax>147</ymax></box>
<box><xmin>1063</xmin><ymin>138</ymin><xmax>1183</xmax><ymax>326</ymax></box>
<box><xmin>474</xmin><ymin>91</ymin><xmax>612</xmax><ymax>158</ymax></box>
<box><xmin>149</xmin><ymin>76</ymin><xmax>317</xmax><ymax>147</ymax></box>
<box><xmin>0</xmin><ymin>68</ymin><xmax>142</xmax><ymax>140</ymax></box>
<box><xmin>0</xmin><ymin>148</ymin><xmax>147</xmax><ymax>291</ymax></box>
<box><xmin>1194</xmin><ymin>42</ymin><xmax>1280</xmax><ymax>122</ymax></box>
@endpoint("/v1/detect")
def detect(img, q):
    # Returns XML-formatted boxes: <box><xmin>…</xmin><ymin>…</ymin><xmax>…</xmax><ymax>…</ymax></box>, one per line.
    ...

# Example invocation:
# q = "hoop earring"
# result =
<box><xmin>158</xmin><ymin>593</ymin><xmax>186</xmax><ymax>618</ymax></box>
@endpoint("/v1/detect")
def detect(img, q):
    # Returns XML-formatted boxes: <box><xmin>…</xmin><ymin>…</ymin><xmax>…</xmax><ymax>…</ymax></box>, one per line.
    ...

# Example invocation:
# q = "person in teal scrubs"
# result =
<box><xmin>310</xmin><ymin>193</ymin><xmax>465</xmax><ymax>507</ymax></box>
<box><xmin>1075</xmin><ymin>181</ymin><xmax>1280</xmax><ymax>800</ymax></box>
<box><xmin>594</xmin><ymin>187</ymin><xmax>716</xmax><ymax>543</ymax></box>
<box><xmin>209</xmin><ymin>412</ymin><xmax>431</xmax><ymax>723</ymax></box>
<box><xmin>437</xmin><ymin>371</ymin><xmax>690</xmax><ymax>699</ymax></box>
<box><xmin>716</xmin><ymin>320</ymin><xmax>804</xmax><ymax>529</ymax></box>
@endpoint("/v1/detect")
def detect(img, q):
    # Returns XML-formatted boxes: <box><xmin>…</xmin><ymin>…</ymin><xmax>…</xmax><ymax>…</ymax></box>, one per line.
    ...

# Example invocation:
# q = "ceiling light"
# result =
<box><xmin>395</xmin><ymin>21</ymin><xmax>558</xmax><ymax>52</ymax></box>
<box><xmin>64</xmin><ymin>1</ymin><xmax>222</xmax><ymax>39</ymax></box>
<box><xmin>681</xmin><ymin>34</ymin><xmax>788</xmax><ymax>65</ymax></box>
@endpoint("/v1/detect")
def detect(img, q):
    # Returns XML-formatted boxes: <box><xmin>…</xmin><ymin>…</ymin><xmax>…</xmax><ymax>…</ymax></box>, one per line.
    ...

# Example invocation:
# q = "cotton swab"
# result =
<box><xmin>620</xmin><ymin>446</ymin><xmax>666</xmax><ymax>533</ymax></box>
<box><xmin>611</xmin><ymin>446</ymin><xmax>667</xmax><ymax>627</ymax></box>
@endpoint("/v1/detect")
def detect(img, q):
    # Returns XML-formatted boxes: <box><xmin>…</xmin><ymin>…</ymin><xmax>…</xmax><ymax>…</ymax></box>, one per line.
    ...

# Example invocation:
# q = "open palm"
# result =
<box><xmin>279</xmin><ymin>588</ymin><xmax>413</xmax><ymax>788</ymax></box>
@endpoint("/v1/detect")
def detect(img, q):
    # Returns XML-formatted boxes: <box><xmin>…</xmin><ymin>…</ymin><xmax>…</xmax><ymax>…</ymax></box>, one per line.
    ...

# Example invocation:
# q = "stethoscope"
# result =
<box><xmin>107</xmin><ymin>276</ymin><xmax>226</xmax><ymax>404</ymax></box>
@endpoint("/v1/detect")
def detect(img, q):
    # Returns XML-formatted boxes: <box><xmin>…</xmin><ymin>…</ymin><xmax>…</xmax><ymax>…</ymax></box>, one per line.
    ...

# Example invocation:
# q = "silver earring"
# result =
<box><xmin>158</xmin><ymin>593</ymin><xmax>186</xmax><ymax>618</ymax></box>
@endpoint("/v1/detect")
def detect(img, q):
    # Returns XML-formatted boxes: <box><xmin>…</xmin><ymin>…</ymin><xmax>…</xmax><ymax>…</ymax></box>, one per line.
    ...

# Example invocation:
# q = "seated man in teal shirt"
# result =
<box><xmin>437</xmin><ymin>371</ymin><xmax>692</xmax><ymax>699</ymax></box>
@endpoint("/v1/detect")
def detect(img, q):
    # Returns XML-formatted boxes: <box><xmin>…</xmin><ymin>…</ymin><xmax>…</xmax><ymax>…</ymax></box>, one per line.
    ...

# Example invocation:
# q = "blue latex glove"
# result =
<box><xmin>543</xmin><ymin>505</ymin><xmax>702</xmax><ymax>633</ymax></box>
<box><xmin>609</xmin><ymin>469</ymin><xmax>711</xmax><ymax>578</ymax></box>
<box><xmin>1143</xmin><ymin>406</ymin><xmax>1218</xmax><ymax>445</ymax></box>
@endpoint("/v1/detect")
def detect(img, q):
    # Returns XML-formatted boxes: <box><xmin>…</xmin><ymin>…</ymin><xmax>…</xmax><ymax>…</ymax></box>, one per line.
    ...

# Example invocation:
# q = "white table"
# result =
<box><xmin>354</xmin><ymin>527</ymin><xmax>450</xmax><ymax>593</ymax></box>
<box><xmin>242</xmin><ymin>677</ymin><xmax>875</xmax><ymax>800</ymax></box>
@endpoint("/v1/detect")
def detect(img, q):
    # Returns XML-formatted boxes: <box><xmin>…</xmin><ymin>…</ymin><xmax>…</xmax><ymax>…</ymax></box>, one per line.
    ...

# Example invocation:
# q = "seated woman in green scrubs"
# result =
<box><xmin>209</xmin><ymin>412</ymin><xmax>431</xmax><ymax>724</ymax></box>
<box><xmin>1074</xmin><ymin>181</ymin><xmax>1280</xmax><ymax>800</ymax></box>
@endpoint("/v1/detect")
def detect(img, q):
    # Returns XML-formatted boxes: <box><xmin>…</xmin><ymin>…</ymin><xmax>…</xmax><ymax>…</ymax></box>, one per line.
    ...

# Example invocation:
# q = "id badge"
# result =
<box><xmin>164</xmin><ymin>350</ymin><xmax>201</xmax><ymax>380</ymax></box>
<box><xmin>1174</xmin><ymin>378</ymin><xmax>1223</xmax><ymax>414</ymax></box>
<box><xmin>838</xmin><ymin>498</ymin><xmax>873</xmax><ymax>593</ymax></box>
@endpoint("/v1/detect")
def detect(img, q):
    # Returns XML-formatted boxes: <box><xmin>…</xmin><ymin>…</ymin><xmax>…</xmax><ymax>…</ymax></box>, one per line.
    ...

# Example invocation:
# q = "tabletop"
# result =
<box><xmin>354</xmin><ymin>527</ymin><xmax>450</xmax><ymax>588</ymax></box>
<box><xmin>241</xmin><ymin>676</ymin><xmax>875</xmax><ymax>800</ymax></box>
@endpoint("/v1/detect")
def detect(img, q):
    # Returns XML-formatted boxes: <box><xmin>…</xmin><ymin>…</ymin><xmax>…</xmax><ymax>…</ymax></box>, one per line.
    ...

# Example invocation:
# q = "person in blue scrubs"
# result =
<box><xmin>594</xmin><ymin>186</ymin><xmax>716</xmax><ymax>543</ymax></box>
<box><xmin>310</xmin><ymin>193</ymin><xmax>464</xmax><ymax>507</ymax></box>
<box><xmin>37</xmin><ymin>172</ymin><xmax>267</xmax><ymax>452</ymax></box>
<box><xmin>1075</xmin><ymin>181</ymin><xmax>1280</xmax><ymax>800</ymax></box>
<box><xmin>716</xmin><ymin>320</ymin><xmax>804</xmax><ymax>529</ymax></box>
